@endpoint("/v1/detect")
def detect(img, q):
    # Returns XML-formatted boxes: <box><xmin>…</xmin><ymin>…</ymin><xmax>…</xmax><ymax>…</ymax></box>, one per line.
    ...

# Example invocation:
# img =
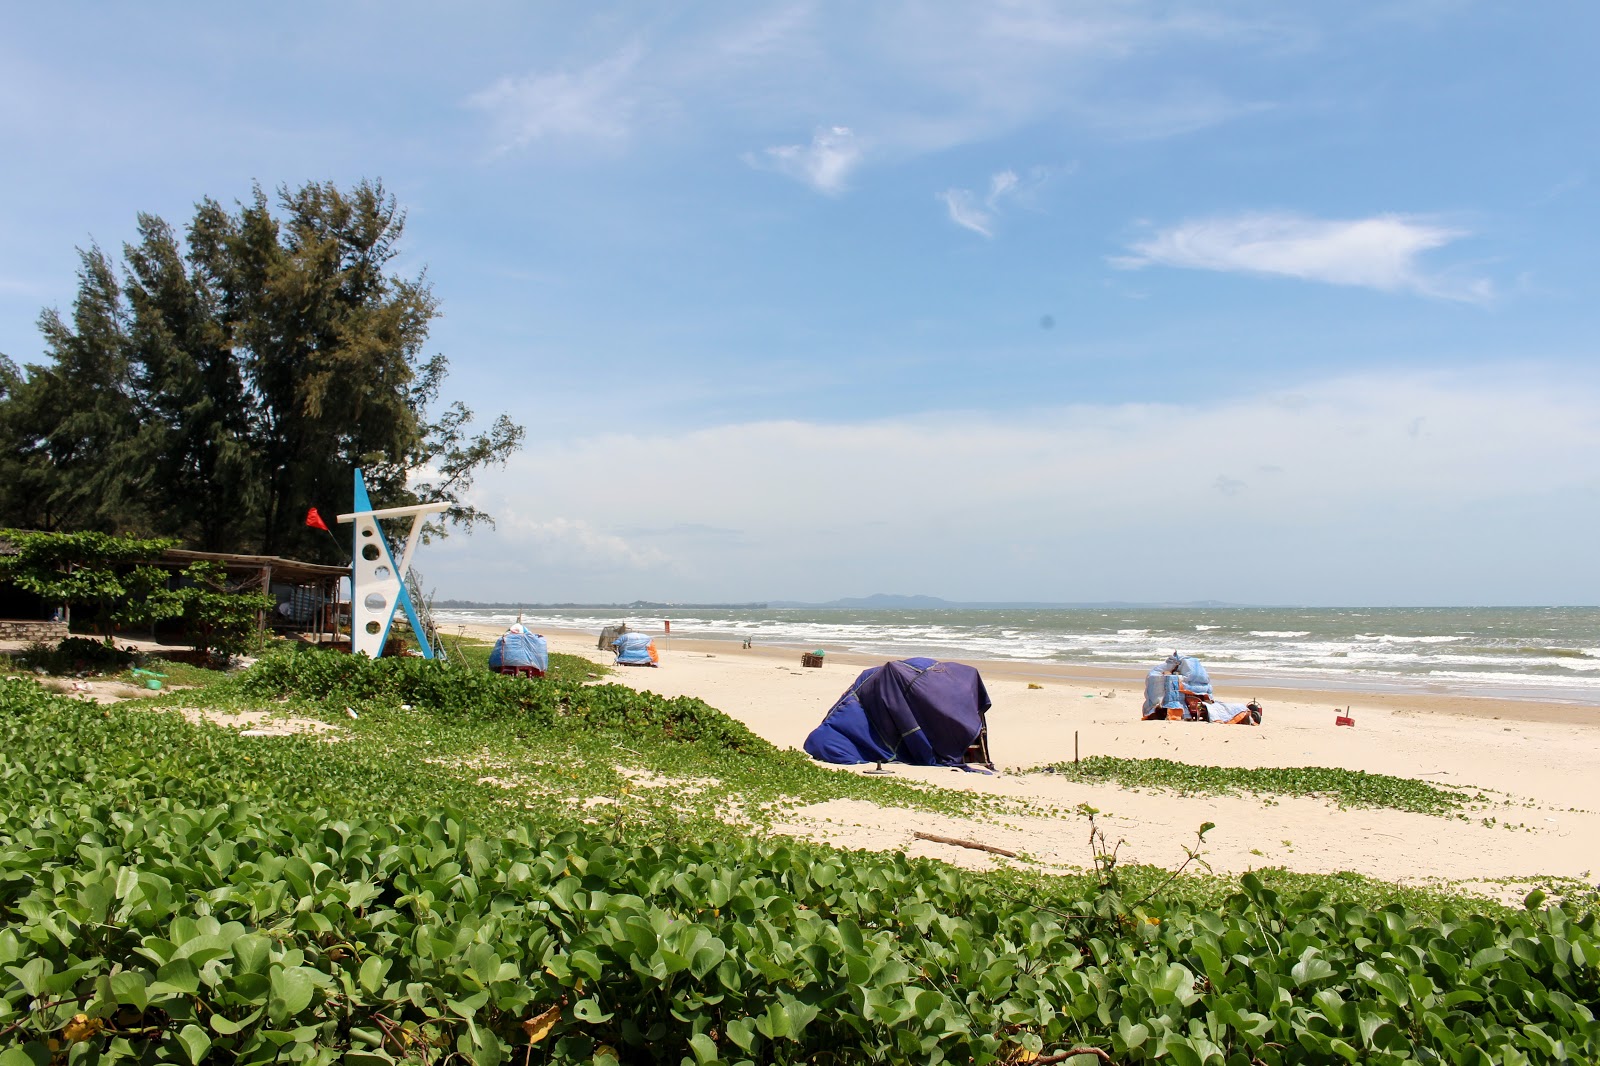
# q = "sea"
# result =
<box><xmin>431</xmin><ymin>606</ymin><xmax>1600</xmax><ymax>705</ymax></box>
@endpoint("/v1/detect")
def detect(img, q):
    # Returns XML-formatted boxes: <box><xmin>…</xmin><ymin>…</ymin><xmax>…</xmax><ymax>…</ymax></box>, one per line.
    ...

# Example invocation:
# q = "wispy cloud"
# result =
<box><xmin>938</xmin><ymin>189</ymin><xmax>995</xmax><ymax>236</ymax></box>
<box><xmin>495</xmin><ymin>514</ymin><xmax>668</xmax><ymax>571</ymax></box>
<box><xmin>941</xmin><ymin>167</ymin><xmax>1052</xmax><ymax>236</ymax></box>
<box><xmin>1115</xmin><ymin>211</ymin><xmax>1492</xmax><ymax>301</ymax></box>
<box><xmin>753</xmin><ymin>126</ymin><xmax>864</xmax><ymax>194</ymax></box>
<box><xmin>467</xmin><ymin>45</ymin><xmax>644</xmax><ymax>153</ymax></box>
<box><xmin>466</xmin><ymin>5</ymin><xmax>1292</xmax><ymax>171</ymax></box>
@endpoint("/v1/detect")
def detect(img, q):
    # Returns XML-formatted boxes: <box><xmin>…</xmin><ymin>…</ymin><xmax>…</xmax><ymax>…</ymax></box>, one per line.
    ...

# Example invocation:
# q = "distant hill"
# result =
<box><xmin>434</xmin><ymin>599</ymin><xmax>768</xmax><ymax>610</ymax></box>
<box><xmin>767</xmin><ymin>594</ymin><xmax>1254</xmax><ymax>609</ymax></box>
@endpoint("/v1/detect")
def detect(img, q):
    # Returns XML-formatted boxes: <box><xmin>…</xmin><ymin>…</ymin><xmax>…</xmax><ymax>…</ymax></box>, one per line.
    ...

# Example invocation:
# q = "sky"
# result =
<box><xmin>2</xmin><ymin>2</ymin><xmax>1597</xmax><ymax>606</ymax></box>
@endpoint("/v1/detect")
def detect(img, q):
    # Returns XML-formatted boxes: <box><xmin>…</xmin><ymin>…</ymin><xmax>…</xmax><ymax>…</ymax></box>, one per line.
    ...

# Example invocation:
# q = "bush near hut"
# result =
<box><xmin>0</xmin><ymin>531</ymin><xmax>272</xmax><ymax>661</ymax></box>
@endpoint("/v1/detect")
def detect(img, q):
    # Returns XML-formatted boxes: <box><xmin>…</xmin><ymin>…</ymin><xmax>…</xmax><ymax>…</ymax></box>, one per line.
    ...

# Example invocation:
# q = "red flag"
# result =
<box><xmin>305</xmin><ymin>507</ymin><xmax>330</xmax><ymax>532</ymax></box>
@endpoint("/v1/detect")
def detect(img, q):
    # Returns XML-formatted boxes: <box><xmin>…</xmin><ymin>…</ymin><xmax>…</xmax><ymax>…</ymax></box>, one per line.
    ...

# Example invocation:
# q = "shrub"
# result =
<box><xmin>232</xmin><ymin>645</ymin><xmax>773</xmax><ymax>752</ymax></box>
<box><xmin>15</xmin><ymin>635</ymin><xmax>137</xmax><ymax>674</ymax></box>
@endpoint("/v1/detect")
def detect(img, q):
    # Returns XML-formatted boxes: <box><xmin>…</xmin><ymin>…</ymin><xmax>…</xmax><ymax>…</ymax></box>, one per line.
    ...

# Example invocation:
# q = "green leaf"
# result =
<box><xmin>1291</xmin><ymin>955</ymin><xmax>1335</xmax><ymax>987</ymax></box>
<box><xmin>153</xmin><ymin>957</ymin><xmax>200</xmax><ymax>996</ymax></box>
<box><xmin>359</xmin><ymin>955</ymin><xmax>390</xmax><ymax>996</ymax></box>
<box><xmin>210</xmin><ymin>1007</ymin><xmax>263</xmax><ymax>1035</ymax></box>
<box><xmin>176</xmin><ymin>1024</ymin><xmax>211</xmax><ymax>1064</ymax></box>
<box><xmin>725</xmin><ymin>1018</ymin><xmax>757</xmax><ymax>1052</ymax></box>
<box><xmin>688</xmin><ymin>1032</ymin><xmax>720</xmax><ymax>1064</ymax></box>
<box><xmin>755</xmin><ymin>1001</ymin><xmax>792</xmax><ymax>1040</ymax></box>
<box><xmin>573</xmin><ymin>998</ymin><xmax>612</xmax><ymax>1023</ymax></box>
<box><xmin>268</xmin><ymin>966</ymin><xmax>317</xmax><ymax>1024</ymax></box>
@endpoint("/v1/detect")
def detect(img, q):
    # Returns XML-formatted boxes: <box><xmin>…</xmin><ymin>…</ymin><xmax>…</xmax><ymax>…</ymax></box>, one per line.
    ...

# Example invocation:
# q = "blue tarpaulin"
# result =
<box><xmin>488</xmin><ymin>627</ymin><xmax>548</xmax><ymax>674</ymax></box>
<box><xmin>1142</xmin><ymin>653</ymin><xmax>1213</xmax><ymax>717</ymax></box>
<box><xmin>1140</xmin><ymin>653</ymin><xmax>1260</xmax><ymax>723</ymax></box>
<box><xmin>804</xmin><ymin>657</ymin><xmax>991</xmax><ymax>766</ymax></box>
<box><xmin>611</xmin><ymin>631</ymin><xmax>658</xmax><ymax>667</ymax></box>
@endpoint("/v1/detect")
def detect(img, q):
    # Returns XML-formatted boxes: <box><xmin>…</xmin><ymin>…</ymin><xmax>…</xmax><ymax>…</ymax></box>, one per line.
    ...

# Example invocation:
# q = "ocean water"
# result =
<box><xmin>432</xmin><ymin>606</ymin><xmax>1600</xmax><ymax>704</ymax></box>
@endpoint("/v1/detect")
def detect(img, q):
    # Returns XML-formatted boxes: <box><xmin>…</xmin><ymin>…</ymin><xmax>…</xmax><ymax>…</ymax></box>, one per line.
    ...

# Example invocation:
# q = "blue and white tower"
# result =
<box><xmin>337</xmin><ymin>469</ymin><xmax>449</xmax><ymax>658</ymax></box>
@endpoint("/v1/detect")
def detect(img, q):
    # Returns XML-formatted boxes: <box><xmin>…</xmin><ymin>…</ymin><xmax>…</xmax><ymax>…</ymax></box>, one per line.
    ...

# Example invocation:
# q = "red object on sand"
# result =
<box><xmin>1335</xmin><ymin>711</ymin><xmax>1355</xmax><ymax>727</ymax></box>
<box><xmin>305</xmin><ymin>507</ymin><xmax>330</xmax><ymax>532</ymax></box>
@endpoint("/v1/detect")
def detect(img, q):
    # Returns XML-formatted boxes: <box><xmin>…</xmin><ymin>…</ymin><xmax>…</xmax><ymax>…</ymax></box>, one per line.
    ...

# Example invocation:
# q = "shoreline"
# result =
<box><xmin>434</xmin><ymin>609</ymin><xmax>1600</xmax><ymax>708</ymax></box>
<box><xmin>448</xmin><ymin>622</ymin><xmax>1600</xmax><ymax>728</ymax></box>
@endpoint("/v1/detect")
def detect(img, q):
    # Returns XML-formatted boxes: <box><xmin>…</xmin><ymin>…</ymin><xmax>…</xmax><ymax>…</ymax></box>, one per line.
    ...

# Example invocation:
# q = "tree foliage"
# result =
<box><xmin>0</xmin><ymin>180</ymin><xmax>523</xmax><ymax>559</ymax></box>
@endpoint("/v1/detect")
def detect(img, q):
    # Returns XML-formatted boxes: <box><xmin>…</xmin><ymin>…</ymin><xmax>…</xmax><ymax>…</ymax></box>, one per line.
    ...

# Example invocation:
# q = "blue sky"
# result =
<box><xmin>3</xmin><ymin>2</ymin><xmax>1597</xmax><ymax>605</ymax></box>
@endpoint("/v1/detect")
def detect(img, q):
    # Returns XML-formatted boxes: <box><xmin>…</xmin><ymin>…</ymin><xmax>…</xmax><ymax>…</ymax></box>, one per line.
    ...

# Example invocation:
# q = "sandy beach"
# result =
<box><xmin>456</xmin><ymin>622</ymin><xmax>1600</xmax><ymax>900</ymax></box>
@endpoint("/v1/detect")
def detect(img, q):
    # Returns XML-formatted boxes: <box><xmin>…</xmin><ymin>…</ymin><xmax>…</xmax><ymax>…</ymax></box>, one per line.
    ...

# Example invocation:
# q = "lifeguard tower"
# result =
<box><xmin>337</xmin><ymin>469</ymin><xmax>449</xmax><ymax>658</ymax></box>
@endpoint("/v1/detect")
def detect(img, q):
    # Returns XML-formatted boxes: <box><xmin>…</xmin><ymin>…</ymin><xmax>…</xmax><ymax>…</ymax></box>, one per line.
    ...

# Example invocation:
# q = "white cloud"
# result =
<box><xmin>441</xmin><ymin>367</ymin><xmax>1599</xmax><ymax>603</ymax></box>
<box><xmin>467</xmin><ymin>45</ymin><xmax>644</xmax><ymax>152</ymax></box>
<box><xmin>940</xmin><ymin>167</ymin><xmax>1034</xmax><ymax>237</ymax></box>
<box><xmin>988</xmin><ymin>170</ymin><xmax>1019</xmax><ymax>202</ymax></box>
<box><xmin>466</xmin><ymin>5</ymin><xmax>1291</xmax><ymax>170</ymax></box>
<box><xmin>1116</xmin><ymin>211</ymin><xmax>1492</xmax><ymax>301</ymax></box>
<box><xmin>486</xmin><ymin>514</ymin><xmax>670</xmax><ymax>572</ymax></box>
<box><xmin>939</xmin><ymin>189</ymin><xmax>993</xmax><ymax>236</ymax></box>
<box><xmin>754</xmin><ymin>126</ymin><xmax>864</xmax><ymax>194</ymax></box>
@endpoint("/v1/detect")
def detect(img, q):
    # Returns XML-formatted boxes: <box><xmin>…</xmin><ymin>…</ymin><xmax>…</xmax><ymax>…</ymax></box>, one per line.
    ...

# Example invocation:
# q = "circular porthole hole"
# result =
<box><xmin>372</xmin><ymin>566</ymin><xmax>391</xmax><ymax>581</ymax></box>
<box><xmin>362</xmin><ymin>544</ymin><xmax>381</xmax><ymax>561</ymax></box>
<box><xmin>364</xmin><ymin>593</ymin><xmax>387</xmax><ymax>610</ymax></box>
<box><xmin>365</xmin><ymin>621</ymin><xmax>381</xmax><ymax>634</ymax></box>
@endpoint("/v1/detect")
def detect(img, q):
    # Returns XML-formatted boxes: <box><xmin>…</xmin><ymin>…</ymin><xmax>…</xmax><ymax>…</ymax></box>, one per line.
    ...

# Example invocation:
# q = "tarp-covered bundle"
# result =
<box><xmin>804</xmin><ymin>657</ymin><xmax>992</xmax><ymax>767</ymax></box>
<box><xmin>488</xmin><ymin>624</ymin><xmax>548</xmax><ymax>676</ymax></box>
<box><xmin>611</xmin><ymin>631</ymin><xmax>659</xmax><ymax>667</ymax></box>
<box><xmin>1142</xmin><ymin>653</ymin><xmax>1261</xmax><ymax>724</ymax></box>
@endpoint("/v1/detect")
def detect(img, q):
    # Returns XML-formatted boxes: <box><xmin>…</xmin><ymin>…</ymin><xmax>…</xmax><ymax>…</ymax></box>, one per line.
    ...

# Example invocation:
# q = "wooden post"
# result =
<box><xmin>258</xmin><ymin>565</ymin><xmax>272</xmax><ymax>635</ymax></box>
<box><xmin>1075</xmin><ymin>730</ymin><xmax>1079</xmax><ymax>765</ymax></box>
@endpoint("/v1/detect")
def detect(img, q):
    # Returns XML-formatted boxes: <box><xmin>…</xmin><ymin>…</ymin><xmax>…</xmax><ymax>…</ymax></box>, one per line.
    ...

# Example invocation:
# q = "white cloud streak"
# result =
<box><xmin>467</xmin><ymin>45</ymin><xmax>644</xmax><ymax>152</ymax></box>
<box><xmin>940</xmin><ymin>168</ymin><xmax>1028</xmax><ymax>236</ymax></box>
<box><xmin>939</xmin><ymin>189</ymin><xmax>992</xmax><ymax>236</ymax></box>
<box><xmin>1116</xmin><ymin>211</ymin><xmax>1492</xmax><ymax>301</ymax></box>
<box><xmin>755</xmin><ymin>126</ymin><xmax>864</xmax><ymax>194</ymax></box>
<box><xmin>466</xmin><ymin>5</ymin><xmax>1292</xmax><ymax>173</ymax></box>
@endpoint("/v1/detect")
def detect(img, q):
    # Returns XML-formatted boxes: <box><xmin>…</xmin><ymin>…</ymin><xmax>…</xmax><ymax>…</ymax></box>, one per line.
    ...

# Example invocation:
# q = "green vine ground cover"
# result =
<box><xmin>1037</xmin><ymin>757</ymin><xmax>1480</xmax><ymax>817</ymax></box>
<box><xmin>0</xmin><ymin>653</ymin><xmax>1596</xmax><ymax>1063</ymax></box>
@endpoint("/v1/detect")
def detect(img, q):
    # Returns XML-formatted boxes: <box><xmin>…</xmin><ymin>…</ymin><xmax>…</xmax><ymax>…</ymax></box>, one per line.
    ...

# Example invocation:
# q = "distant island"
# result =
<box><xmin>434</xmin><ymin>599</ymin><xmax>769</xmax><ymax>610</ymax></box>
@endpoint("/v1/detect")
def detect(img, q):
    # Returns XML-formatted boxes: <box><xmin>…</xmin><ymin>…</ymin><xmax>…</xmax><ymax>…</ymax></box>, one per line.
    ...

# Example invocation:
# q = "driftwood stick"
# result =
<box><xmin>913</xmin><ymin>831</ymin><xmax>1018</xmax><ymax>858</ymax></box>
<box><xmin>1032</xmin><ymin>1048</ymin><xmax>1113</xmax><ymax>1064</ymax></box>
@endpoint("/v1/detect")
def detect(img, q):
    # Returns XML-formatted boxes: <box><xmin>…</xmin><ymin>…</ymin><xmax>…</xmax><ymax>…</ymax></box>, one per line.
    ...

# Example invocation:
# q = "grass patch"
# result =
<box><xmin>112</xmin><ymin>655</ymin><xmax>231</xmax><ymax>688</ymax></box>
<box><xmin>180</xmin><ymin>644</ymin><xmax>1026</xmax><ymax>834</ymax></box>
<box><xmin>1035</xmin><ymin>755</ymin><xmax>1478</xmax><ymax>816</ymax></box>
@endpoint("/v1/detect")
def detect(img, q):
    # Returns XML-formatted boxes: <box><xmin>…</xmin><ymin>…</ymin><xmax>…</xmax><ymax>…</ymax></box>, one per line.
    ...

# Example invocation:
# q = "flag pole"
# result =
<box><xmin>306</xmin><ymin>508</ymin><xmax>348</xmax><ymax>644</ymax></box>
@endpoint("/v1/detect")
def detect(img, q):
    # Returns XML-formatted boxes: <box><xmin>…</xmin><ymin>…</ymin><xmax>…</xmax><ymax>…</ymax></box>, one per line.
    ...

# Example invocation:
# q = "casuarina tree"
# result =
<box><xmin>0</xmin><ymin>180</ymin><xmax>523</xmax><ymax>560</ymax></box>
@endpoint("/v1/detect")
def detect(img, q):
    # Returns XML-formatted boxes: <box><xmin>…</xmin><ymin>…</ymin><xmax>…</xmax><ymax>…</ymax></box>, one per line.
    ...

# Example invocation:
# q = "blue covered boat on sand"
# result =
<box><xmin>488</xmin><ymin>624</ymin><xmax>549</xmax><ymax>677</ymax></box>
<box><xmin>804</xmin><ymin>657</ymin><xmax>992</xmax><ymax>769</ymax></box>
<box><xmin>611</xmin><ymin>631</ymin><xmax>659</xmax><ymax>667</ymax></box>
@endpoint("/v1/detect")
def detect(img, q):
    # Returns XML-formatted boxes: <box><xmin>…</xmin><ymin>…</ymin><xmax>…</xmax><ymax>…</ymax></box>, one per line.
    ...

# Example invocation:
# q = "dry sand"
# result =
<box><xmin>458</xmin><ymin>623</ymin><xmax>1600</xmax><ymax>899</ymax></box>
